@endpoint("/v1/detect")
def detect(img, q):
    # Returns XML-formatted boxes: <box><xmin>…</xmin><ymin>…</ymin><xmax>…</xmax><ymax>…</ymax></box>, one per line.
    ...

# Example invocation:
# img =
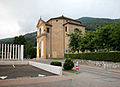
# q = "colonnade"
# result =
<box><xmin>0</xmin><ymin>44</ymin><xmax>24</xmax><ymax>60</ymax></box>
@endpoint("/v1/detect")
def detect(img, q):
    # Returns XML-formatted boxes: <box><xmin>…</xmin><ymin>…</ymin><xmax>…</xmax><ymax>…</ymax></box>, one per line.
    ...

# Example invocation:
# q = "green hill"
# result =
<box><xmin>0</xmin><ymin>31</ymin><xmax>37</xmax><ymax>46</ymax></box>
<box><xmin>78</xmin><ymin>17</ymin><xmax>120</xmax><ymax>31</ymax></box>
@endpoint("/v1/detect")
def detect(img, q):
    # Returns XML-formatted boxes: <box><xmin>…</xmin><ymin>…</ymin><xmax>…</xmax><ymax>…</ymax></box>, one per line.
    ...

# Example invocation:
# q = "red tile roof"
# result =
<box><xmin>47</xmin><ymin>15</ymin><xmax>81</xmax><ymax>23</ymax></box>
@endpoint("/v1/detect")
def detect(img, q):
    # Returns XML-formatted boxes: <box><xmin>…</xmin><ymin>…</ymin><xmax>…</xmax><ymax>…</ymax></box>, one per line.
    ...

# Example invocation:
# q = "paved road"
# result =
<box><xmin>77</xmin><ymin>65</ymin><xmax>120</xmax><ymax>79</ymax></box>
<box><xmin>70</xmin><ymin>72</ymin><xmax>120</xmax><ymax>87</ymax></box>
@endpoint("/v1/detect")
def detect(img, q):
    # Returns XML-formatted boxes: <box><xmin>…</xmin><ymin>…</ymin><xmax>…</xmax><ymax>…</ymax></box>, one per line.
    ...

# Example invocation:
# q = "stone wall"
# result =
<box><xmin>73</xmin><ymin>59</ymin><xmax>120</xmax><ymax>70</ymax></box>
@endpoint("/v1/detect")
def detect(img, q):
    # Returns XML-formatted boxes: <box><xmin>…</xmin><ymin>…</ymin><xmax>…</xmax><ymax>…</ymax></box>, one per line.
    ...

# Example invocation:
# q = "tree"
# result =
<box><xmin>82</xmin><ymin>30</ymin><xmax>95</xmax><ymax>52</ymax></box>
<box><xmin>13</xmin><ymin>35</ymin><xmax>36</xmax><ymax>58</ymax></box>
<box><xmin>93</xmin><ymin>21</ymin><xmax>120</xmax><ymax>51</ymax></box>
<box><xmin>13</xmin><ymin>35</ymin><xmax>26</xmax><ymax>45</ymax></box>
<box><xmin>67</xmin><ymin>21</ymin><xmax>120</xmax><ymax>53</ymax></box>
<box><xmin>24</xmin><ymin>41</ymin><xmax>36</xmax><ymax>59</ymax></box>
<box><xmin>67</xmin><ymin>29</ymin><xmax>83</xmax><ymax>53</ymax></box>
<box><xmin>109</xmin><ymin>22</ymin><xmax>120</xmax><ymax>51</ymax></box>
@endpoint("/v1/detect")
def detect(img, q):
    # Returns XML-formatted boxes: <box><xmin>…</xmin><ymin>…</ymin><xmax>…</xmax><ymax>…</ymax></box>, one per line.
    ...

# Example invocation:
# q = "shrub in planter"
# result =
<box><xmin>63</xmin><ymin>58</ymin><xmax>74</xmax><ymax>70</ymax></box>
<box><xmin>50</xmin><ymin>61</ymin><xmax>62</xmax><ymax>66</ymax></box>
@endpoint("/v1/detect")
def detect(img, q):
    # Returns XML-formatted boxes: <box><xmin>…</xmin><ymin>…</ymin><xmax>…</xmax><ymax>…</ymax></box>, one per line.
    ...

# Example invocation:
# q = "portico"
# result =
<box><xmin>37</xmin><ymin>35</ymin><xmax>47</xmax><ymax>59</ymax></box>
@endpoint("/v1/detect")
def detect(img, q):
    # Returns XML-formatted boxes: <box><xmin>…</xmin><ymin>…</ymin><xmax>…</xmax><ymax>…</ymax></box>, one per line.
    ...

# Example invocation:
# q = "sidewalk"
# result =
<box><xmin>0</xmin><ymin>76</ymin><xmax>72</xmax><ymax>87</ymax></box>
<box><xmin>77</xmin><ymin>64</ymin><xmax>120</xmax><ymax>74</ymax></box>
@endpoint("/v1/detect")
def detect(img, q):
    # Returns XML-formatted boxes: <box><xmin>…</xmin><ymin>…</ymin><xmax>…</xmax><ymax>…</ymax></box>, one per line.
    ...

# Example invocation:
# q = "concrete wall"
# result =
<box><xmin>0</xmin><ymin>61</ymin><xmax>29</xmax><ymax>65</ymax></box>
<box><xmin>29</xmin><ymin>61</ymin><xmax>62</xmax><ymax>75</ymax></box>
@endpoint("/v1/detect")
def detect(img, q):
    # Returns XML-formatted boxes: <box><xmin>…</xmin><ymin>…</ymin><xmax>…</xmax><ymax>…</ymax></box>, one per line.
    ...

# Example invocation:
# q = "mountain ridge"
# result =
<box><xmin>78</xmin><ymin>17</ymin><xmax>120</xmax><ymax>31</ymax></box>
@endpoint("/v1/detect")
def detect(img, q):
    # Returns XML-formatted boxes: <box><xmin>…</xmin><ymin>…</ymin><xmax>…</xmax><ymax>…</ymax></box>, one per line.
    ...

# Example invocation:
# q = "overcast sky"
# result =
<box><xmin>0</xmin><ymin>0</ymin><xmax>120</xmax><ymax>39</ymax></box>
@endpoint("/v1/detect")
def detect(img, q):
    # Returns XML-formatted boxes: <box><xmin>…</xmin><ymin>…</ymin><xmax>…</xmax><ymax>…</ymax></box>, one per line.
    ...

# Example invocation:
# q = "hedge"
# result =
<box><xmin>50</xmin><ymin>61</ymin><xmax>62</xmax><ymax>66</ymax></box>
<box><xmin>64</xmin><ymin>52</ymin><xmax>120</xmax><ymax>62</ymax></box>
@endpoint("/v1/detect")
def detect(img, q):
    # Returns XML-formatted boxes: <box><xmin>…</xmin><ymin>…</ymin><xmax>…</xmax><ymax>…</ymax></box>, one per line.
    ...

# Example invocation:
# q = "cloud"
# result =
<box><xmin>0</xmin><ymin>3</ymin><xmax>21</xmax><ymax>39</ymax></box>
<box><xmin>0</xmin><ymin>0</ymin><xmax>120</xmax><ymax>39</ymax></box>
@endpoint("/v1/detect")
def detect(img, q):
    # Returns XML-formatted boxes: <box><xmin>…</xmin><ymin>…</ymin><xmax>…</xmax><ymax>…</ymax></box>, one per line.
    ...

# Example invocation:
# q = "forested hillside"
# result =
<box><xmin>0</xmin><ymin>32</ymin><xmax>37</xmax><ymax>46</ymax></box>
<box><xmin>78</xmin><ymin>17</ymin><xmax>119</xmax><ymax>31</ymax></box>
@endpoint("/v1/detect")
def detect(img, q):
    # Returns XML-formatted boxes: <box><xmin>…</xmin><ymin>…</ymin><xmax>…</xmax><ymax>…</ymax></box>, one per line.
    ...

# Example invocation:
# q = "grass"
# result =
<box><xmin>62</xmin><ymin>69</ymin><xmax>77</xmax><ymax>73</ymax></box>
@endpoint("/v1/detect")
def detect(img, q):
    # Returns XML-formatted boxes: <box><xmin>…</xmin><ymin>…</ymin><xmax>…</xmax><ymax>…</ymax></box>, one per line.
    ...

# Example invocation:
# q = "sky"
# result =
<box><xmin>0</xmin><ymin>0</ymin><xmax>120</xmax><ymax>39</ymax></box>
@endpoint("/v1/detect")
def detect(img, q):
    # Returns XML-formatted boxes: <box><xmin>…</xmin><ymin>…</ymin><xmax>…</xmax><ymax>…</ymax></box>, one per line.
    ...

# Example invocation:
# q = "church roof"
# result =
<box><xmin>63</xmin><ymin>22</ymin><xmax>85</xmax><ymax>27</ymax></box>
<box><xmin>47</xmin><ymin>15</ymin><xmax>81</xmax><ymax>23</ymax></box>
<box><xmin>37</xmin><ymin>18</ymin><xmax>52</xmax><ymax>27</ymax></box>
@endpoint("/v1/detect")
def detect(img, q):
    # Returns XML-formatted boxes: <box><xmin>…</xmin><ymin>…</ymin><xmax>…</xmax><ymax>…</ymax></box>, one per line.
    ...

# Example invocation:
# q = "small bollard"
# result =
<box><xmin>104</xmin><ymin>64</ymin><xmax>107</xmax><ymax>70</ymax></box>
<box><xmin>76</xmin><ymin>61</ymin><xmax>79</xmax><ymax>71</ymax></box>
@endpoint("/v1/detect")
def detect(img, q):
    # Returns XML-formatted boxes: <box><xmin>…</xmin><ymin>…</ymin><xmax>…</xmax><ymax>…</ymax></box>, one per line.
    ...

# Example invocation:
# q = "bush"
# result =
<box><xmin>63</xmin><ymin>58</ymin><xmax>74</xmax><ymax>70</ymax></box>
<box><xmin>50</xmin><ymin>61</ymin><xmax>62</xmax><ymax>66</ymax></box>
<box><xmin>64</xmin><ymin>52</ymin><xmax>120</xmax><ymax>62</ymax></box>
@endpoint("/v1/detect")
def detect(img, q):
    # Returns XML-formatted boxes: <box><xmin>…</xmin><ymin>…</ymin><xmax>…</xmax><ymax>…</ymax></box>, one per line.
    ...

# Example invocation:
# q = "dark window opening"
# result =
<box><xmin>65</xmin><ymin>27</ymin><xmax>67</xmax><ymax>32</ymax></box>
<box><xmin>40</xmin><ymin>28</ymin><xmax>41</xmax><ymax>34</ymax></box>
<box><xmin>56</xmin><ymin>20</ymin><xmax>58</xmax><ymax>22</ymax></box>
<box><xmin>47</xmin><ymin>28</ymin><xmax>49</xmax><ymax>33</ymax></box>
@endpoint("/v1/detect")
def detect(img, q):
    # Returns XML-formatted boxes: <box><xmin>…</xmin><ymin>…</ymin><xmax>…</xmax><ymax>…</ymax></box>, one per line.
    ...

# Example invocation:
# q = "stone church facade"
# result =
<box><xmin>36</xmin><ymin>16</ymin><xmax>85</xmax><ymax>59</ymax></box>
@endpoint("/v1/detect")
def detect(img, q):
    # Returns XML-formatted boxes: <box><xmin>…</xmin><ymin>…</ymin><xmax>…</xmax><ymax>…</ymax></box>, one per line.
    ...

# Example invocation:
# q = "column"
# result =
<box><xmin>2</xmin><ymin>44</ymin><xmax>3</xmax><ymax>59</ymax></box>
<box><xmin>0</xmin><ymin>44</ymin><xmax>2</xmax><ymax>56</ymax></box>
<box><xmin>43</xmin><ymin>36</ymin><xmax>46</xmax><ymax>58</ymax></box>
<box><xmin>21</xmin><ymin>45</ymin><xmax>24</xmax><ymax>60</ymax></box>
<box><xmin>4</xmin><ymin>44</ymin><xmax>6</xmax><ymax>59</ymax></box>
<box><xmin>41</xmin><ymin>41</ymin><xmax>43</xmax><ymax>57</ymax></box>
<box><xmin>15</xmin><ymin>45</ymin><xmax>17</xmax><ymax>59</ymax></box>
<box><xmin>7</xmin><ymin>44</ymin><xmax>9</xmax><ymax>59</ymax></box>
<box><xmin>10</xmin><ymin>44</ymin><xmax>12</xmax><ymax>59</ymax></box>
<box><xmin>13</xmin><ymin>44</ymin><xmax>14</xmax><ymax>59</ymax></box>
<box><xmin>18</xmin><ymin>45</ymin><xmax>20</xmax><ymax>60</ymax></box>
<box><xmin>37</xmin><ymin>42</ymin><xmax>39</xmax><ymax>58</ymax></box>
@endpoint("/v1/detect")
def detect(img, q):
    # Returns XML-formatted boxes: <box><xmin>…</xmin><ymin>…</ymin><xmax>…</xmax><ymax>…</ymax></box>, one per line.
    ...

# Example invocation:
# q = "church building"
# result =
<box><xmin>36</xmin><ymin>16</ymin><xmax>85</xmax><ymax>58</ymax></box>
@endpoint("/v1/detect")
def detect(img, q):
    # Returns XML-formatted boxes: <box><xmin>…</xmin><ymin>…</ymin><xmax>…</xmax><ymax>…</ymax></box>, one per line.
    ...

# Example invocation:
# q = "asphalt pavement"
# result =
<box><xmin>0</xmin><ymin>65</ymin><xmax>56</xmax><ymax>79</ymax></box>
